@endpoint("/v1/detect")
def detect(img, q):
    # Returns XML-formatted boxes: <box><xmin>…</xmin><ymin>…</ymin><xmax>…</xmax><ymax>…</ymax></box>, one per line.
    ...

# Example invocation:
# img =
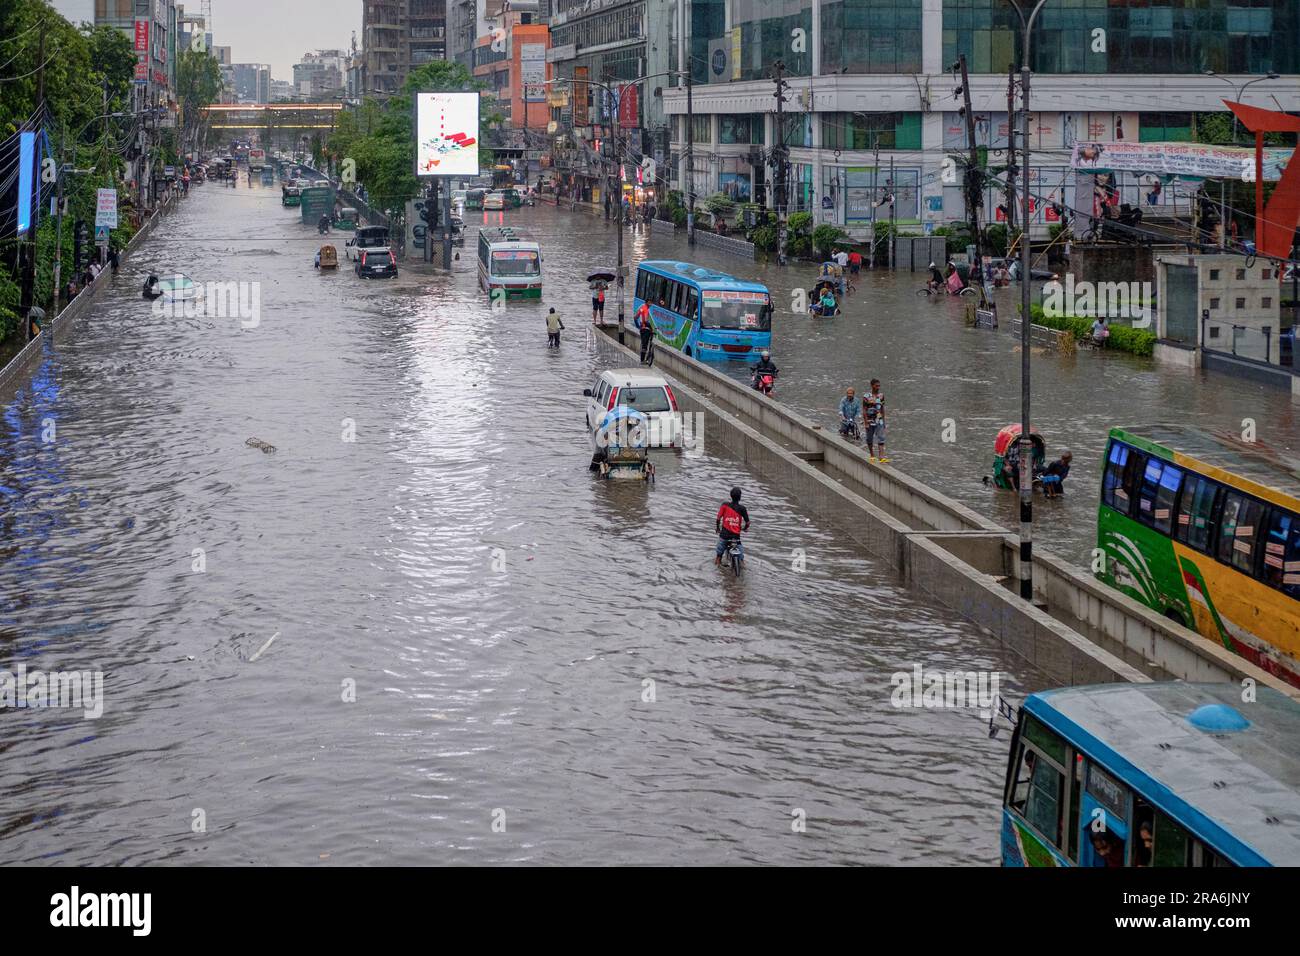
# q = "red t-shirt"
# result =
<box><xmin>849</xmin><ymin>252</ymin><xmax>862</xmax><ymax>266</ymax></box>
<box><xmin>636</xmin><ymin>304</ymin><xmax>650</xmax><ymax>330</ymax></box>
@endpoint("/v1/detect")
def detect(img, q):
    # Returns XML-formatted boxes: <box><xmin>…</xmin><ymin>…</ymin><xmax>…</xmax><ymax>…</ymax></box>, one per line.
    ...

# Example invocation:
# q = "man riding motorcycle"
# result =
<box><xmin>751</xmin><ymin>350</ymin><xmax>779</xmax><ymax>394</ymax></box>
<box><xmin>839</xmin><ymin>387</ymin><xmax>861</xmax><ymax>438</ymax></box>
<box><xmin>318</xmin><ymin>214</ymin><xmax>330</xmax><ymax>235</ymax></box>
<box><xmin>715</xmin><ymin>486</ymin><xmax>750</xmax><ymax>566</ymax></box>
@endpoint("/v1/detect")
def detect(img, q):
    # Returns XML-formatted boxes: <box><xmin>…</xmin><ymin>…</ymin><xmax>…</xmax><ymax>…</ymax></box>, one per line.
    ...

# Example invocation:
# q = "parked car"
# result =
<box><xmin>583</xmin><ymin>369</ymin><xmax>683</xmax><ymax>449</ymax></box>
<box><xmin>355</xmin><ymin>247</ymin><xmax>397</xmax><ymax>279</ymax></box>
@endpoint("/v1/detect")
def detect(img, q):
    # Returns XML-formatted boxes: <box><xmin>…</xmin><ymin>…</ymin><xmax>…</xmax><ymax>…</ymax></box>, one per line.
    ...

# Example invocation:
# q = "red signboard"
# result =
<box><xmin>134</xmin><ymin>61</ymin><xmax>148</xmax><ymax>79</ymax></box>
<box><xmin>134</xmin><ymin>19</ymin><xmax>149</xmax><ymax>52</ymax></box>
<box><xmin>618</xmin><ymin>84</ymin><xmax>637</xmax><ymax>127</ymax></box>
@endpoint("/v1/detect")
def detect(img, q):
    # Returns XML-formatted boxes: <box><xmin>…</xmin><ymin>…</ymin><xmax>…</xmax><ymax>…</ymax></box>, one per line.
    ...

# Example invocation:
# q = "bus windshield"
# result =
<box><xmin>492</xmin><ymin>250</ymin><xmax>540</xmax><ymax>277</ymax></box>
<box><xmin>699</xmin><ymin>290</ymin><xmax>771</xmax><ymax>331</ymax></box>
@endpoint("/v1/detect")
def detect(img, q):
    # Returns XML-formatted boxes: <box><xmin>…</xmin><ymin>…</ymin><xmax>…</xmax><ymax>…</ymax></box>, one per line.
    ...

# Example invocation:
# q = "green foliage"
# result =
<box><xmin>749</xmin><ymin>224</ymin><xmax>777</xmax><ymax>253</ymax></box>
<box><xmin>984</xmin><ymin>223</ymin><xmax>1010</xmax><ymax>257</ymax></box>
<box><xmin>177</xmin><ymin>49</ymin><xmax>223</xmax><ymax>152</ymax></box>
<box><xmin>327</xmin><ymin>60</ymin><xmax>501</xmax><ymax>218</ymax></box>
<box><xmin>1028</xmin><ymin>305</ymin><xmax>1156</xmax><ymax>357</ymax></box>
<box><xmin>703</xmin><ymin>192</ymin><xmax>736</xmax><ymax>218</ymax></box>
<box><xmin>671</xmin><ymin>206</ymin><xmax>687</xmax><ymax>227</ymax></box>
<box><xmin>812</xmin><ymin>223</ymin><xmax>848</xmax><ymax>259</ymax></box>
<box><xmin>787</xmin><ymin>234</ymin><xmax>812</xmax><ymax>258</ymax></box>
<box><xmin>787</xmin><ymin>211</ymin><xmax>813</xmax><ymax>235</ymax></box>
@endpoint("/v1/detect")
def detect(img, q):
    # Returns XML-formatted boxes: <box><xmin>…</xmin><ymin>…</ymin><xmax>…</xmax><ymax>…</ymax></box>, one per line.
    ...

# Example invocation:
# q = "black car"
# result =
<box><xmin>356</xmin><ymin>247</ymin><xmax>397</xmax><ymax>279</ymax></box>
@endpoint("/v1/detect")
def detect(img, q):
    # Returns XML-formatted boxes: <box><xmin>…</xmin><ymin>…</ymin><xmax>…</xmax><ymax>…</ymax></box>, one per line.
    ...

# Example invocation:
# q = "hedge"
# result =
<box><xmin>1027</xmin><ymin>304</ymin><xmax>1156</xmax><ymax>357</ymax></box>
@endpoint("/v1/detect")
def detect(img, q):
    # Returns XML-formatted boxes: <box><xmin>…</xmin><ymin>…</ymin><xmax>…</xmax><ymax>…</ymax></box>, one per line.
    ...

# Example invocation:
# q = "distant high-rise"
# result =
<box><xmin>363</xmin><ymin>0</ymin><xmax>449</xmax><ymax>95</ymax></box>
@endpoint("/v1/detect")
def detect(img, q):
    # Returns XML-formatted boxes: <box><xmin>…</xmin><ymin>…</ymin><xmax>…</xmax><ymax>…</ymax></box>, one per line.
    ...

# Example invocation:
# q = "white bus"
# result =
<box><xmin>477</xmin><ymin>227</ymin><xmax>542</xmax><ymax>299</ymax></box>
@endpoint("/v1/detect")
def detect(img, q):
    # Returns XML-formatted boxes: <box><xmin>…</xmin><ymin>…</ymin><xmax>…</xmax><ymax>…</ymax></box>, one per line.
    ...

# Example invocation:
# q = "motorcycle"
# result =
<box><xmin>752</xmin><ymin>370</ymin><xmax>775</xmax><ymax>397</ymax></box>
<box><xmin>318</xmin><ymin>220</ymin><xmax>331</xmax><ymax>236</ymax></box>
<box><xmin>721</xmin><ymin>537</ymin><xmax>744</xmax><ymax>576</ymax></box>
<box><xmin>839</xmin><ymin>418</ymin><xmax>861</xmax><ymax>441</ymax></box>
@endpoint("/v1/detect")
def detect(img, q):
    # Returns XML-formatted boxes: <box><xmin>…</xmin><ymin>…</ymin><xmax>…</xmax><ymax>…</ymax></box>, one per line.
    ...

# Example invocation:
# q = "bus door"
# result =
<box><xmin>1079</xmin><ymin>758</ymin><xmax>1131</xmax><ymax>867</ymax></box>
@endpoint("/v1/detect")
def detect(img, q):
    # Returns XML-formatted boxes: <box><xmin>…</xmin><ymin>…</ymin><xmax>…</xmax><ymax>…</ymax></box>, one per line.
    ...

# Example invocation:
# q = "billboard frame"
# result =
<box><xmin>413</xmin><ymin>90</ymin><xmax>483</xmax><ymax>180</ymax></box>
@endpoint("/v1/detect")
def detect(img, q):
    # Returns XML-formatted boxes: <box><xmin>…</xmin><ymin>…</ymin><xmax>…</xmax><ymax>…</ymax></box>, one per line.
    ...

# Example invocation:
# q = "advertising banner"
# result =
<box><xmin>95</xmin><ymin>187</ymin><xmax>118</xmax><ymax>229</ymax></box>
<box><xmin>521</xmin><ymin>42</ymin><xmax>546</xmax><ymax>102</ymax></box>
<box><xmin>134</xmin><ymin>19</ymin><xmax>149</xmax><ymax>52</ymax></box>
<box><xmin>618</xmin><ymin>84</ymin><xmax>638</xmax><ymax>128</ymax></box>
<box><xmin>1071</xmin><ymin>141</ymin><xmax>1292</xmax><ymax>182</ymax></box>
<box><xmin>415</xmin><ymin>91</ymin><xmax>481</xmax><ymax>177</ymax></box>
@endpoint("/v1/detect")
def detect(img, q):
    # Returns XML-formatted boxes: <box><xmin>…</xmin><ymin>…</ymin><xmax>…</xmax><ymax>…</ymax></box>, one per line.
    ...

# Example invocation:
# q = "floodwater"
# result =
<box><xmin>620</xmin><ymin>217</ymin><xmax>1299</xmax><ymax>566</ymax></box>
<box><xmin>0</xmin><ymin>186</ymin><xmax>1046</xmax><ymax>866</ymax></box>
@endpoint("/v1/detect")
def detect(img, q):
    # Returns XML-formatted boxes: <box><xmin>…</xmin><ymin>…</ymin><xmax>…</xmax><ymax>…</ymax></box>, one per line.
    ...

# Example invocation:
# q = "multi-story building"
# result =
<box><xmin>294</xmin><ymin>50</ymin><xmax>348</xmax><ymax>99</ymax></box>
<box><xmin>450</xmin><ymin>0</ymin><xmax>491</xmax><ymax>70</ymax></box>
<box><xmin>661</xmin><ymin>0</ymin><xmax>1300</xmax><ymax>238</ymax></box>
<box><xmin>472</xmin><ymin>13</ymin><xmax>552</xmax><ymax>178</ymax></box>
<box><xmin>270</xmin><ymin>79</ymin><xmax>295</xmax><ymax>102</ymax></box>
<box><xmin>231</xmin><ymin>63</ymin><xmax>271</xmax><ymax>104</ymax></box>
<box><xmin>362</xmin><ymin>0</ymin><xmax>451</xmax><ymax>95</ymax></box>
<box><xmin>176</xmin><ymin>5</ymin><xmax>211</xmax><ymax>54</ymax></box>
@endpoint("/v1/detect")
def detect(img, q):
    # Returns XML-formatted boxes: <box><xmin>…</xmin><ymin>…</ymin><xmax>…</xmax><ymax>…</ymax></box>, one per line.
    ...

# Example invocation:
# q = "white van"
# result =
<box><xmin>584</xmin><ymin>369</ymin><xmax>684</xmax><ymax>449</ymax></box>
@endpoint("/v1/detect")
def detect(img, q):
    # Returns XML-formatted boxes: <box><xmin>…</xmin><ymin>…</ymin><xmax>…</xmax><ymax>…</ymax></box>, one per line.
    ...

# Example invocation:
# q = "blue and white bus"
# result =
<box><xmin>632</xmin><ymin>260</ymin><xmax>772</xmax><ymax>362</ymax></box>
<box><xmin>1002</xmin><ymin>682</ymin><xmax>1300</xmax><ymax>867</ymax></box>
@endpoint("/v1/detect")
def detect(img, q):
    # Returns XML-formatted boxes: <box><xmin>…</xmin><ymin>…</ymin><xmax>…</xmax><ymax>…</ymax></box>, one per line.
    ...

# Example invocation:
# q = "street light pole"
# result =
<box><xmin>612</xmin><ymin>78</ymin><xmax>626</xmax><ymax>346</ymax></box>
<box><xmin>686</xmin><ymin>67</ymin><xmax>695</xmax><ymax>244</ymax></box>
<box><xmin>1011</xmin><ymin>0</ymin><xmax>1050</xmax><ymax>604</ymax></box>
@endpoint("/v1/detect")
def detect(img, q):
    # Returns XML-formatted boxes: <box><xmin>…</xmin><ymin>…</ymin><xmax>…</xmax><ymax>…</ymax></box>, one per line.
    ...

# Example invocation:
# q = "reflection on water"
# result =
<box><xmin>0</xmin><ymin>193</ymin><xmax>1050</xmax><ymax>865</ymax></box>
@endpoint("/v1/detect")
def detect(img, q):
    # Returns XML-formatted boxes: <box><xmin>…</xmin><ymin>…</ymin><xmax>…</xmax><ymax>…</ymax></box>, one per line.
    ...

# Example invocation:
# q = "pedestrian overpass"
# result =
<box><xmin>200</xmin><ymin>104</ymin><xmax>344</xmax><ymax>148</ymax></box>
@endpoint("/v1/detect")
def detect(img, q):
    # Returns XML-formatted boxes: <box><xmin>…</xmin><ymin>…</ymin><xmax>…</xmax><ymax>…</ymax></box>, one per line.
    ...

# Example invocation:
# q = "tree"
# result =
<box><xmin>176</xmin><ymin>49</ymin><xmax>223</xmax><ymax>155</ymax></box>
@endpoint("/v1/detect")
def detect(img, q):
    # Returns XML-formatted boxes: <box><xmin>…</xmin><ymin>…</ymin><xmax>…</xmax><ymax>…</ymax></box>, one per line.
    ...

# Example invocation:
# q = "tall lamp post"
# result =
<box><xmin>1007</xmin><ymin>0</ymin><xmax>1050</xmax><ymax>604</ymax></box>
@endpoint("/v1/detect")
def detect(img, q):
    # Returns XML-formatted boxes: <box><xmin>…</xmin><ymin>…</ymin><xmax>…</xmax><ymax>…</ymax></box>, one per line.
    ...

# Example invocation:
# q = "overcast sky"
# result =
<box><xmin>209</xmin><ymin>0</ymin><xmax>361</xmax><ymax>80</ymax></box>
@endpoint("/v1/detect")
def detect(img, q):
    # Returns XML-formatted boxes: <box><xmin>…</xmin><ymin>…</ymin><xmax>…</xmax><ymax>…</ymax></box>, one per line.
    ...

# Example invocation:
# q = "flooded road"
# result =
<box><xmin>618</xmin><ymin>217</ymin><xmax>1300</xmax><ymax>567</ymax></box>
<box><xmin>0</xmin><ymin>184</ymin><xmax>1043</xmax><ymax>865</ymax></box>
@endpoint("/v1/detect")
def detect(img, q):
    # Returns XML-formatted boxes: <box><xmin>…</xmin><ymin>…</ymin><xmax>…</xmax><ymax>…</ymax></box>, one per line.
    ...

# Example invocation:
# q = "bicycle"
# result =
<box><xmin>640</xmin><ymin>333</ymin><xmax>656</xmax><ymax>367</ymax></box>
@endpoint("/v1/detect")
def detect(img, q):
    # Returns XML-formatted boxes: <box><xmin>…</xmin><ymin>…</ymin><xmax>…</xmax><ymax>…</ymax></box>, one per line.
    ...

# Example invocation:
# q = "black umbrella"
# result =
<box><xmin>587</xmin><ymin>271</ymin><xmax>615</xmax><ymax>283</ymax></box>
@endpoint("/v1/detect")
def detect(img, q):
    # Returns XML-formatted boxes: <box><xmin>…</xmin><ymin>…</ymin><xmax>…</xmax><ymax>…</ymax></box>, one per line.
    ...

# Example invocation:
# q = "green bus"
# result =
<box><xmin>1095</xmin><ymin>425</ymin><xmax>1300</xmax><ymax>688</ymax></box>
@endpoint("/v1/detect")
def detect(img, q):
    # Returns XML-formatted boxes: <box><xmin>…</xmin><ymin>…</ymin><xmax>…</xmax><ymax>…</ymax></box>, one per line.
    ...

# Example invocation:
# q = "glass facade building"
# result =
<box><xmin>943</xmin><ymin>0</ymin><xmax>1299</xmax><ymax>75</ymax></box>
<box><xmin>821</xmin><ymin>0</ymin><xmax>923</xmax><ymax>74</ymax></box>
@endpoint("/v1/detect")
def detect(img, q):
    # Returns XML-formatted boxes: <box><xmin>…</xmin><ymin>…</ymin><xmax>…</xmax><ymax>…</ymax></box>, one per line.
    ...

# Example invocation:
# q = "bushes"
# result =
<box><xmin>749</xmin><ymin>224</ymin><xmax>777</xmax><ymax>253</ymax></box>
<box><xmin>1027</xmin><ymin>304</ymin><xmax>1156</xmax><ymax>357</ymax></box>
<box><xmin>812</xmin><ymin>223</ymin><xmax>849</xmax><ymax>259</ymax></box>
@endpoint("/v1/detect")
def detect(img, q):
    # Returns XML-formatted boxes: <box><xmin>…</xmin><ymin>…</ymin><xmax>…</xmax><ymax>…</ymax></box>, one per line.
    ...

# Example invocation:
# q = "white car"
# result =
<box><xmin>483</xmin><ymin>191</ymin><xmax>506</xmax><ymax>210</ymax></box>
<box><xmin>584</xmin><ymin>368</ymin><xmax>684</xmax><ymax>449</ymax></box>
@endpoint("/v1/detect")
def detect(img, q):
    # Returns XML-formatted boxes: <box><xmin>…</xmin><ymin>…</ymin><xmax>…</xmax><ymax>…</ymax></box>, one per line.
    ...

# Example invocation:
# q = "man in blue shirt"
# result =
<box><xmin>839</xmin><ymin>387</ymin><xmax>861</xmax><ymax>439</ymax></box>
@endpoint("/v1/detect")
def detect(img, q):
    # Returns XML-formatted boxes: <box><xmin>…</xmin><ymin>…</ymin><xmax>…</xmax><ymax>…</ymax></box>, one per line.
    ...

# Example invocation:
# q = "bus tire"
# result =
<box><xmin>1163</xmin><ymin>608</ymin><xmax>1186</xmax><ymax>629</ymax></box>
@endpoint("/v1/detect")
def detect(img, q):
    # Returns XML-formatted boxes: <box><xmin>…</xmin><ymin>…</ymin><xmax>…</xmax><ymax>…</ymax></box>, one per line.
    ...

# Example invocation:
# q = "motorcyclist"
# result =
<box><xmin>752</xmin><ymin>350</ymin><xmax>779</xmax><ymax>391</ymax></box>
<box><xmin>142</xmin><ymin>274</ymin><xmax>160</xmax><ymax>298</ymax></box>
<box><xmin>715</xmin><ymin>486</ymin><xmax>750</xmax><ymax>566</ymax></box>
<box><xmin>318</xmin><ymin>214</ymin><xmax>330</xmax><ymax>235</ymax></box>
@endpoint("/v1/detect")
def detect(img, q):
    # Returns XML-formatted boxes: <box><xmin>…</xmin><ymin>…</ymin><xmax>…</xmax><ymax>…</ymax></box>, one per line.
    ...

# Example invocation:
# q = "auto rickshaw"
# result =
<box><xmin>590</xmin><ymin>407</ymin><xmax>656</xmax><ymax>483</ymax></box>
<box><xmin>315</xmin><ymin>245</ymin><xmax>338</xmax><ymax>269</ymax></box>
<box><xmin>336</xmin><ymin>207</ymin><xmax>358</xmax><ymax>230</ymax></box>
<box><xmin>990</xmin><ymin>424</ymin><xmax>1046</xmax><ymax>490</ymax></box>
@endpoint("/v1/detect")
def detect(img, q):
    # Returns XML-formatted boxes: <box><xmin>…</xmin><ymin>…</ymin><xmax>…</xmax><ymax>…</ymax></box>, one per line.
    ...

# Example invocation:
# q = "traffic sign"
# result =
<box><xmin>94</xmin><ymin>225</ymin><xmax>110</xmax><ymax>242</ymax></box>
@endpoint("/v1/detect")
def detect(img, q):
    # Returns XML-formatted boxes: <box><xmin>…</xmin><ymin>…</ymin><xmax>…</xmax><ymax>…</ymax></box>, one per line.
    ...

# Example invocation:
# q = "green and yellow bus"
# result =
<box><xmin>1096</xmin><ymin>426</ymin><xmax>1300</xmax><ymax>688</ymax></box>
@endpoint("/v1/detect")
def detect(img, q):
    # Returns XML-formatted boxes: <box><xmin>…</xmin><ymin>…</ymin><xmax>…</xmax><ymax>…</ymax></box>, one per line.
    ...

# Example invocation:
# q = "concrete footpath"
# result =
<box><xmin>593</xmin><ymin>322</ymin><xmax>1300</xmax><ymax>698</ymax></box>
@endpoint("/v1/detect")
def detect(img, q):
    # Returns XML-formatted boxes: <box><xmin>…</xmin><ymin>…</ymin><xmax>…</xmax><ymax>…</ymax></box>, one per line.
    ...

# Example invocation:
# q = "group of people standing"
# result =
<box><xmin>838</xmin><ymin>381</ymin><xmax>888</xmax><ymax>462</ymax></box>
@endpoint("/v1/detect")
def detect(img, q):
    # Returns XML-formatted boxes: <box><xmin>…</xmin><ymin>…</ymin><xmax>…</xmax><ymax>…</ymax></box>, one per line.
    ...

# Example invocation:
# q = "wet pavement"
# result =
<box><xmin>0</xmin><ymin>183</ymin><xmax>1045</xmax><ymax>865</ymax></box>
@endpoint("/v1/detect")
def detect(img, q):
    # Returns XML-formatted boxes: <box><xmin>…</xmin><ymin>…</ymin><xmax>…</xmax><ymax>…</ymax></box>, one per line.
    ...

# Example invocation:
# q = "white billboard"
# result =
<box><xmin>415</xmin><ymin>91</ymin><xmax>481</xmax><ymax>177</ymax></box>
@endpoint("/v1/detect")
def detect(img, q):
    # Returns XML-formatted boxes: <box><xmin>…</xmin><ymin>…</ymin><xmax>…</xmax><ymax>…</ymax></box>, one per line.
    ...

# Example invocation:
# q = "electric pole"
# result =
<box><xmin>612</xmin><ymin>80</ymin><xmax>626</xmax><ymax>346</ymax></box>
<box><xmin>956</xmin><ymin>54</ymin><xmax>988</xmax><ymax>304</ymax></box>
<box><xmin>772</xmin><ymin>60</ymin><xmax>790</xmax><ymax>266</ymax></box>
<box><xmin>19</xmin><ymin>24</ymin><xmax>48</xmax><ymax>343</ymax></box>
<box><xmin>685</xmin><ymin>67</ymin><xmax>695</xmax><ymax>244</ymax></box>
<box><xmin>1004</xmin><ymin>64</ymin><xmax>1016</xmax><ymax>231</ymax></box>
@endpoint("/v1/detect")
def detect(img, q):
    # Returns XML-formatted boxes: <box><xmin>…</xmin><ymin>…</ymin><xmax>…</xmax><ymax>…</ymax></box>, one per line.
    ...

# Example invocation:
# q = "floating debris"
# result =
<box><xmin>246</xmin><ymin>438</ymin><xmax>276</xmax><ymax>454</ymax></box>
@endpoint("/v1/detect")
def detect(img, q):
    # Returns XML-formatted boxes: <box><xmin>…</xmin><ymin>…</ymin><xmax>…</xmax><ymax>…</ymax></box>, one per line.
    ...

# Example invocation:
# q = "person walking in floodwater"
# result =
<box><xmin>546</xmin><ymin>308</ymin><xmax>565</xmax><ymax>348</ymax></box>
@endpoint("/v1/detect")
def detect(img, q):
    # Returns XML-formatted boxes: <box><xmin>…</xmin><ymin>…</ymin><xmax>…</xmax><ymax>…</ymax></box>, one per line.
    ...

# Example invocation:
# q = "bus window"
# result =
<box><xmin>1177</xmin><ymin>474</ymin><xmax>1219</xmax><ymax>553</ymax></box>
<box><xmin>1136</xmin><ymin>457</ymin><xmax>1164</xmax><ymax>526</ymax></box>
<box><xmin>1025</xmin><ymin>757</ymin><xmax>1065</xmax><ymax>849</ymax></box>
<box><xmin>1151</xmin><ymin>809</ymin><xmax>1191</xmax><ymax>866</ymax></box>
<box><xmin>1067</xmin><ymin>752</ymin><xmax>1083</xmax><ymax>862</ymax></box>
<box><xmin>635</xmin><ymin>271</ymin><xmax>647</xmax><ymax>299</ymax></box>
<box><xmin>670</xmin><ymin>280</ymin><xmax>686</xmax><ymax>314</ymax></box>
<box><xmin>1216</xmin><ymin>492</ymin><xmax>1245</xmax><ymax>565</ymax></box>
<box><xmin>1229</xmin><ymin>496</ymin><xmax>1265</xmax><ymax>575</ymax></box>
<box><xmin>1102</xmin><ymin>441</ymin><xmax>1130</xmax><ymax>511</ymax></box>
<box><xmin>1152</xmin><ymin>464</ymin><xmax>1183</xmax><ymax>536</ymax></box>
<box><xmin>1261</xmin><ymin>508</ymin><xmax>1300</xmax><ymax>597</ymax></box>
<box><xmin>684</xmin><ymin>289</ymin><xmax>698</xmax><ymax>321</ymax></box>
